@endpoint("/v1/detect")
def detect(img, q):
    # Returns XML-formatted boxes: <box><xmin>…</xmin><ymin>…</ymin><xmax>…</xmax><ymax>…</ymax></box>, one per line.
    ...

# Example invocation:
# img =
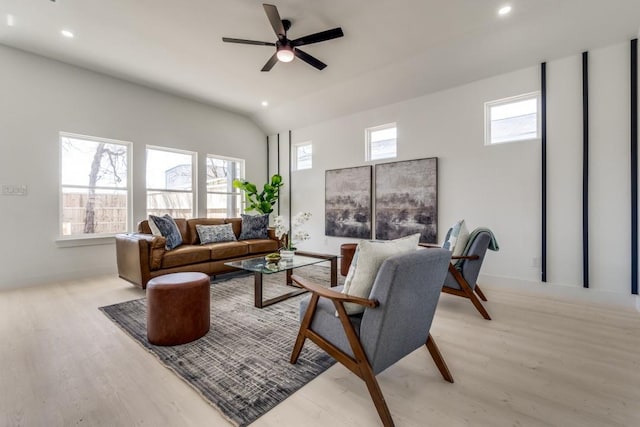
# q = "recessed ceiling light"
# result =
<box><xmin>498</xmin><ymin>5</ymin><xmax>512</xmax><ymax>16</ymax></box>
<box><xmin>261</xmin><ymin>101</ymin><xmax>269</xmax><ymax>107</ymax></box>
<box><xmin>6</xmin><ymin>14</ymin><xmax>15</xmax><ymax>26</ymax></box>
<box><xmin>61</xmin><ymin>29</ymin><xmax>74</xmax><ymax>38</ymax></box>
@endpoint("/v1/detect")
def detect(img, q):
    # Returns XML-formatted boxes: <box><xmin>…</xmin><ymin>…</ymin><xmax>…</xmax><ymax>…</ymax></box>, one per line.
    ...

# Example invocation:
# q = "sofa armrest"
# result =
<box><xmin>115</xmin><ymin>233</ymin><xmax>165</xmax><ymax>289</ymax></box>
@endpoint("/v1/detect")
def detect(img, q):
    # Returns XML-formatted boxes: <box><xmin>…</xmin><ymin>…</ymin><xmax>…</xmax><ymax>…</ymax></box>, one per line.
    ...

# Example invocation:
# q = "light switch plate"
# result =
<box><xmin>2</xmin><ymin>185</ymin><xmax>28</xmax><ymax>196</ymax></box>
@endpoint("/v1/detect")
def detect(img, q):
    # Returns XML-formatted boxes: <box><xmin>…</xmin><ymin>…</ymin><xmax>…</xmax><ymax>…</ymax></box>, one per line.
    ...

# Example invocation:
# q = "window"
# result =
<box><xmin>366</xmin><ymin>123</ymin><xmax>397</xmax><ymax>161</ymax></box>
<box><xmin>206</xmin><ymin>155</ymin><xmax>244</xmax><ymax>218</ymax></box>
<box><xmin>146</xmin><ymin>146</ymin><xmax>196</xmax><ymax>219</ymax></box>
<box><xmin>294</xmin><ymin>142</ymin><xmax>312</xmax><ymax>170</ymax></box>
<box><xmin>60</xmin><ymin>132</ymin><xmax>131</xmax><ymax>237</ymax></box>
<box><xmin>485</xmin><ymin>92</ymin><xmax>540</xmax><ymax>145</ymax></box>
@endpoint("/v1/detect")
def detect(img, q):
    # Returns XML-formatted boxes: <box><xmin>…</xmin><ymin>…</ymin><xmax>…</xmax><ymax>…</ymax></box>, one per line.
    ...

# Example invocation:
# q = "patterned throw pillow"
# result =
<box><xmin>342</xmin><ymin>233</ymin><xmax>420</xmax><ymax>315</ymax></box>
<box><xmin>238</xmin><ymin>214</ymin><xmax>269</xmax><ymax>240</ymax></box>
<box><xmin>443</xmin><ymin>219</ymin><xmax>470</xmax><ymax>258</ymax></box>
<box><xmin>196</xmin><ymin>223</ymin><xmax>237</xmax><ymax>244</ymax></box>
<box><xmin>148</xmin><ymin>214</ymin><xmax>183</xmax><ymax>250</ymax></box>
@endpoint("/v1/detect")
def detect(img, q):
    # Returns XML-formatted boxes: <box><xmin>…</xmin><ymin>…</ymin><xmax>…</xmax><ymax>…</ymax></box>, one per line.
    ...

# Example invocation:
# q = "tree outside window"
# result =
<box><xmin>60</xmin><ymin>133</ymin><xmax>130</xmax><ymax>237</ymax></box>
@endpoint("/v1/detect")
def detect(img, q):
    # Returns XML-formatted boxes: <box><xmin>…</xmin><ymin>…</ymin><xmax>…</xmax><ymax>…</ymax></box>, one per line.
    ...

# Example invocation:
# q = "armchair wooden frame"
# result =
<box><xmin>444</xmin><ymin>255</ymin><xmax>491</xmax><ymax>320</ymax></box>
<box><xmin>289</xmin><ymin>274</ymin><xmax>454</xmax><ymax>427</ymax></box>
<box><xmin>419</xmin><ymin>243</ymin><xmax>491</xmax><ymax>320</ymax></box>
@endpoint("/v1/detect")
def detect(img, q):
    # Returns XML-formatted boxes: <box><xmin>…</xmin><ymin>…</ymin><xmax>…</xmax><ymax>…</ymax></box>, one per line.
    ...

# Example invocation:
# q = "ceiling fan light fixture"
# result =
<box><xmin>276</xmin><ymin>46</ymin><xmax>294</xmax><ymax>63</ymax></box>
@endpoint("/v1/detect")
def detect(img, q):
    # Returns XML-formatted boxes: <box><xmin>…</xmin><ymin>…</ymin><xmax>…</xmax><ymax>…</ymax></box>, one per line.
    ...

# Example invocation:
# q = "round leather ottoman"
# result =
<box><xmin>146</xmin><ymin>272</ymin><xmax>210</xmax><ymax>346</ymax></box>
<box><xmin>340</xmin><ymin>243</ymin><xmax>358</xmax><ymax>276</ymax></box>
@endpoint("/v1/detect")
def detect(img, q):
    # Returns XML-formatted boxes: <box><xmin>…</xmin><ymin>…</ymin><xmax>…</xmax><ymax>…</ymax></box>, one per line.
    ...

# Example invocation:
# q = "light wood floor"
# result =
<box><xmin>1</xmin><ymin>275</ymin><xmax>639</xmax><ymax>427</ymax></box>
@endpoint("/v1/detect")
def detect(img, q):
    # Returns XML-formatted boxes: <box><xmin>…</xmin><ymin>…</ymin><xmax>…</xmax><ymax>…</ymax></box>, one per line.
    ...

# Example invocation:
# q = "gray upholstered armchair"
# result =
<box><xmin>290</xmin><ymin>248</ymin><xmax>453</xmax><ymax>427</ymax></box>
<box><xmin>443</xmin><ymin>228</ymin><xmax>498</xmax><ymax>320</ymax></box>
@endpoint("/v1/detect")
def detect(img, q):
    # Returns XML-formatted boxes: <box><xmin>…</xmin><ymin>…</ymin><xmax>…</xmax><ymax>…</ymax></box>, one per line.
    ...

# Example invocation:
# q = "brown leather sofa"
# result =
<box><xmin>115</xmin><ymin>217</ymin><xmax>280</xmax><ymax>289</ymax></box>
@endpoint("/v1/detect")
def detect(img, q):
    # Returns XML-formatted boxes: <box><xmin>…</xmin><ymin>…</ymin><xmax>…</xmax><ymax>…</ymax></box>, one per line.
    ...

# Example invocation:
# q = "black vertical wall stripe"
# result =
<box><xmin>277</xmin><ymin>134</ymin><xmax>280</xmax><ymax>216</ymax></box>
<box><xmin>582</xmin><ymin>51</ymin><xmax>590</xmax><ymax>288</ymax></box>
<box><xmin>266</xmin><ymin>135</ymin><xmax>270</xmax><ymax>181</ymax></box>
<box><xmin>288</xmin><ymin>130</ymin><xmax>292</xmax><ymax>234</ymax></box>
<box><xmin>631</xmin><ymin>39</ymin><xmax>638</xmax><ymax>295</ymax></box>
<box><xmin>541</xmin><ymin>62</ymin><xmax>547</xmax><ymax>283</ymax></box>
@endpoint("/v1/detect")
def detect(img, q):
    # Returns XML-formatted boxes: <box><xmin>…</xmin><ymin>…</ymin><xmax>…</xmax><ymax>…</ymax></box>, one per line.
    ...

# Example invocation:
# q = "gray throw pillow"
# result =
<box><xmin>149</xmin><ymin>214</ymin><xmax>183</xmax><ymax>250</ymax></box>
<box><xmin>238</xmin><ymin>214</ymin><xmax>269</xmax><ymax>240</ymax></box>
<box><xmin>196</xmin><ymin>223</ymin><xmax>237</xmax><ymax>244</ymax></box>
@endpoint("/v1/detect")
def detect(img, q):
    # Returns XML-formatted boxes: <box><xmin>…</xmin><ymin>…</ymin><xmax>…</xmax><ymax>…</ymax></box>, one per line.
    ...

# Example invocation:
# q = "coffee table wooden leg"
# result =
<box><xmin>254</xmin><ymin>272</ymin><xmax>263</xmax><ymax>308</ymax></box>
<box><xmin>286</xmin><ymin>269</ymin><xmax>293</xmax><ymax>286</ymax></box>
<box><xmin>330</xmin><ymin>257</ymin><xmax>337</xmax><ymax>287</ymax></box>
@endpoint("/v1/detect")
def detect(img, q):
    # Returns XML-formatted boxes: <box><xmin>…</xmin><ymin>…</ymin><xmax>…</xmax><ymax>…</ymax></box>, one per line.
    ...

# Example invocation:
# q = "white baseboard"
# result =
<box><xmin>479</xmin><ymin>273</ymin><xmax>640</xmax><ymax>312</ymax></box>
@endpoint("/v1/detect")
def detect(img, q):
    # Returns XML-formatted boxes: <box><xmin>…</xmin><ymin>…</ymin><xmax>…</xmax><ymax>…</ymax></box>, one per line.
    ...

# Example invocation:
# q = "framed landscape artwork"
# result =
<box><xmin>325</xmin><ymin>166</ymin><xmax>372</xmax><ymax>238</ymax></box>
<box><xmin>375</xmin><ymin>157</ymin><xmax>437</xmax><ymax>243</ymax></box>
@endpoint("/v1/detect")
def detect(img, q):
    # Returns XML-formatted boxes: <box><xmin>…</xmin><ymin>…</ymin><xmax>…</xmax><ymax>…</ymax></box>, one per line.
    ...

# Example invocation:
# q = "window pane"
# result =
<box><xmin>146</xmin><ymin>149</ymin><xmax>192</xmax><ymax>190</ymax></box>
<box><xmin>207</xmin><ymin>157</ymin><xmax>242</xmax><ymax>193</ymax></box>
<box><xmin>488</xmin><ymin>96</ymin><xmax>538</xmax><ymax>144</ymax></box>
<box><xmin>61</xmin><ymin>187</ymin><xmax>128</xmax><ymax>235</ymax></box>
<box><xmin>207</xmin><ymin>193</ymin><xmax>242</xmax><ymax>218</ymax></box>
<box><xmin>61</xmin><ymin>136</ymin><xmax>127</xmax><ymax>188</ymax></box>
<box><xmin>296</xmin><ymin>144</ymin><xmax>312</xmax><ymax>170</ymax></box>
<box><xmin>367</xmin><ymin>125</ymin><xmax>397</xmax><ymax>161</ymax></box>
<box><xmin>370</xmin><ymin>127</ymin><xmax>396</xmax><ymax>143</ymax></box>
<box><xmin>147</xmin><ymin>190</ymin><xmax>193</xmax><ymax>219</ymax></box>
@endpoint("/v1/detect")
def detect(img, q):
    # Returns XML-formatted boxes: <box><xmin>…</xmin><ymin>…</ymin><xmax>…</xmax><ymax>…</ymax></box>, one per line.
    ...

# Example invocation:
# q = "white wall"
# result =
<box><xmin>0</xmin><ymin>45</ymin><xmax>266</xmax><ymax>289</ymax></box>
<box><xmin>287</xmin><ymin>40</ymin><xmax>638</xmax><ymax>309</ymax></box>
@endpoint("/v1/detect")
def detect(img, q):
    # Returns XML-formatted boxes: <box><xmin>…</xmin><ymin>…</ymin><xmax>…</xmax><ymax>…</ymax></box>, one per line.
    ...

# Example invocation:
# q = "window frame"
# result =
<box><xmin>58</xmin><ymin>131</ymin><xmax>132</xmax><ymax>240</ymax></box>
<box><xmin>145</xmin><ymin>145</ymin><xmax>197</xmax><ymax>219</ymax></box>
<box><xmin>365</xmin><ymin>122</ymin><xmax>397</xmax><ymax>161</ymax></box>
<box><xmin>205</xmin><ymin>153</ymin><xmax>245</xmax><ymax>218</ymax></box>
<box><xmin>293</xmin><ymin>141</ymin><xmax>313</xmax><ymax>171</ymax></box>
<box><xmin>484</xmin><ymin>92</ymin><xmax>541</xmax><ymax>146</ymax></box>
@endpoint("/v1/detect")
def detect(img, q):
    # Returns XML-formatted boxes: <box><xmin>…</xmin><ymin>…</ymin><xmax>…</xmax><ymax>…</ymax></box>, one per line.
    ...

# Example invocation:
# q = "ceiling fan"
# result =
<box><xmin>222</xmin><ymin>3</ymin><xmax>344</xmax><ymax>72</ymax></box>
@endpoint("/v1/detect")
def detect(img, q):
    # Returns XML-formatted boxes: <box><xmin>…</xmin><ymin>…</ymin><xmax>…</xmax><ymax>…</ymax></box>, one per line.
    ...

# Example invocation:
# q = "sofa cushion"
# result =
<box><xmin>207</xmin><ymin>241</ymin><xmax>250</xmax><ymax>260</ymax></box>
<box><xmin>149</xmin><ymin>215</ymin><xmax>183</xmax><ymax>250</ymax></box>
<box><xmin>161</xmin><ymin>245</ymin><xmax>211</xmax><ymax>269</ymax></box>
<box><xmin>196</xmin><ymin>223</ymin><xmax>237</xmax><ymax>244</ymax></box>
<box><xmin>238</xmin><ymin>214</ymin><xmax>269</xmax><ymax>240</ymax></box>
<box><xmin>244</xmin><ymin>239</ymin><xmax>279</xmax><ymax>254</ymax></box>
<box><xmin>187</xmin><ymin>218</ymin><xmax>226</xmax><ymax>244</ymax></box>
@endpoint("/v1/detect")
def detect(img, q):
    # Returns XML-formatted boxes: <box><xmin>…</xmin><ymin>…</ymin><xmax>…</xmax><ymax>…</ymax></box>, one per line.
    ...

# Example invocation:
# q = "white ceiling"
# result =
<box><xmin>1</xmin><ymin>0</ymin><xmax>640</xmax><ymax>133</ymax></box>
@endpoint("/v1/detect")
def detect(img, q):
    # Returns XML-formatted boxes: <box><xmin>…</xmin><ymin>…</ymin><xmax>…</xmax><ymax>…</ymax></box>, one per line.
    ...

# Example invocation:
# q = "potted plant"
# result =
<box><xmin>232</xmin><ymin>174</ymin><xmax>283</xmax><ymax>214</ymax></box>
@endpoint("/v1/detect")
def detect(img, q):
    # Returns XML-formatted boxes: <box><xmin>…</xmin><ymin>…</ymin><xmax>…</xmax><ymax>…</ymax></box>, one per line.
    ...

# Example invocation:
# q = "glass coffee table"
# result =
<box><xmin>225</xmin><ymin>251</ymin><xmax>338</xmax><ymax>308</ymax></box>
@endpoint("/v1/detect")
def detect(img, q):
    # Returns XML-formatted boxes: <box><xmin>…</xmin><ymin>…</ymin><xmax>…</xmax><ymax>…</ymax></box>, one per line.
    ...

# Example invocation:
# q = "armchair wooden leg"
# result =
<box><xmin>361</xmin><ymin>366</ymin><xmax>395</xmax><ymax>427</ymax></box>
<box><xmin>468</xmin><ymin>292</ymin><xmax>491</xmax><ymax>320</ymax></box>
<box><xmin>474</xmin><ymin>284</ymin><xmax>488</xmax><ymax>301</ymax></box>
<box><xmin>291</xmin><ymin>293</ymin><xmax>320</xmax><ymax>364</ymax></box>
<box><xmin>448</xmin><ymin>265</ymin><xmax>492</xmax><ymax>320</ymax></box>
<box><xmin>425</xmin><ymin>334</ymin><xmax>454</xmax><ymax>383</ymax></box>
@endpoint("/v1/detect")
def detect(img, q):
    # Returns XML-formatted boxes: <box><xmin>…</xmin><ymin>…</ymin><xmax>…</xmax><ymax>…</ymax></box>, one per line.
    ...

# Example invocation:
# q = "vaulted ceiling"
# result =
<box><xmin>1</xmin><ymin>0</ymin><xmax>640</xmax><ymax>133</ymax></box>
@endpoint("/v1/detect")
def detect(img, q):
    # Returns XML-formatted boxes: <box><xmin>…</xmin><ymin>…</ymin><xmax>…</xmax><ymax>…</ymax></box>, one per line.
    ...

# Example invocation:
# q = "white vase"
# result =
<box><xmin>280</xmin><ymin>249</ymin><xmax>295</xmax><ymax>259</ymax></box>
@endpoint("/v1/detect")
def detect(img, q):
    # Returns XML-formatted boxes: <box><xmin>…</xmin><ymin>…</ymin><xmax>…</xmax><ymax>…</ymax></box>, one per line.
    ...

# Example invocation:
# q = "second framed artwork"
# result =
<box><xmin>375</xmin><ymin>157</ymin><xmax>437</xmax><ymax>243</ymax></box>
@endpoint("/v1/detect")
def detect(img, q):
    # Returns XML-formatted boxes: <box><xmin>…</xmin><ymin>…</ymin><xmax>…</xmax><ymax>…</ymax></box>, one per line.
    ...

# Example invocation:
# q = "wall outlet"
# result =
<box><xmin>2</xmin><ymin>185</ymin><xmax>28</xmax><ymax>196</ymax></box>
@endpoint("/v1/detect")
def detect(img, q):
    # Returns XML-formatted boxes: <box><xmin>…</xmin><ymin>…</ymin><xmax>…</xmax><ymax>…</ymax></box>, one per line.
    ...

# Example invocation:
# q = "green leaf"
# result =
<box><xmin>245</xmin><ymin>183</ymin><xmax>258</xmax><ymax>194</ymax></box>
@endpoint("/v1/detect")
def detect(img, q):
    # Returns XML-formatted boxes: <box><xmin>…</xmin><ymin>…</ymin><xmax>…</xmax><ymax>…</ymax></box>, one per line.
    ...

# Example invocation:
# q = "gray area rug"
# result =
<box><xmin>100</xmin><ymin>265</ymin><xmax>343</xmax><ymax>427</ymax></box>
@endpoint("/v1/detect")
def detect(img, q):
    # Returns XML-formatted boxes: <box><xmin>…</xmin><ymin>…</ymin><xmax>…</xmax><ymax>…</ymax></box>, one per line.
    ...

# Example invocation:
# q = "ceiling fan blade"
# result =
<box><xmin>263</xmin><ymin>4</ymin><xmax>285</xmax><ymax>39</ymax></box>
<box><xmin>292</xmin><ymin>27</ymin><xmax>344</xmax><ymax>47</ymax></box>
<box><xmin>294</xmin><ymin>48</ymin><xmax>327</xmax><ymax>70</ymax></box>
<box><xmin>222</xmin><ymin>37</ymin><xmax>275</xmax><ymax>46</ymax></box>
<box><xmin>261</xmin><ymin>53</ymin><xmax>279</xmax><ymax>72</ymax></box>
